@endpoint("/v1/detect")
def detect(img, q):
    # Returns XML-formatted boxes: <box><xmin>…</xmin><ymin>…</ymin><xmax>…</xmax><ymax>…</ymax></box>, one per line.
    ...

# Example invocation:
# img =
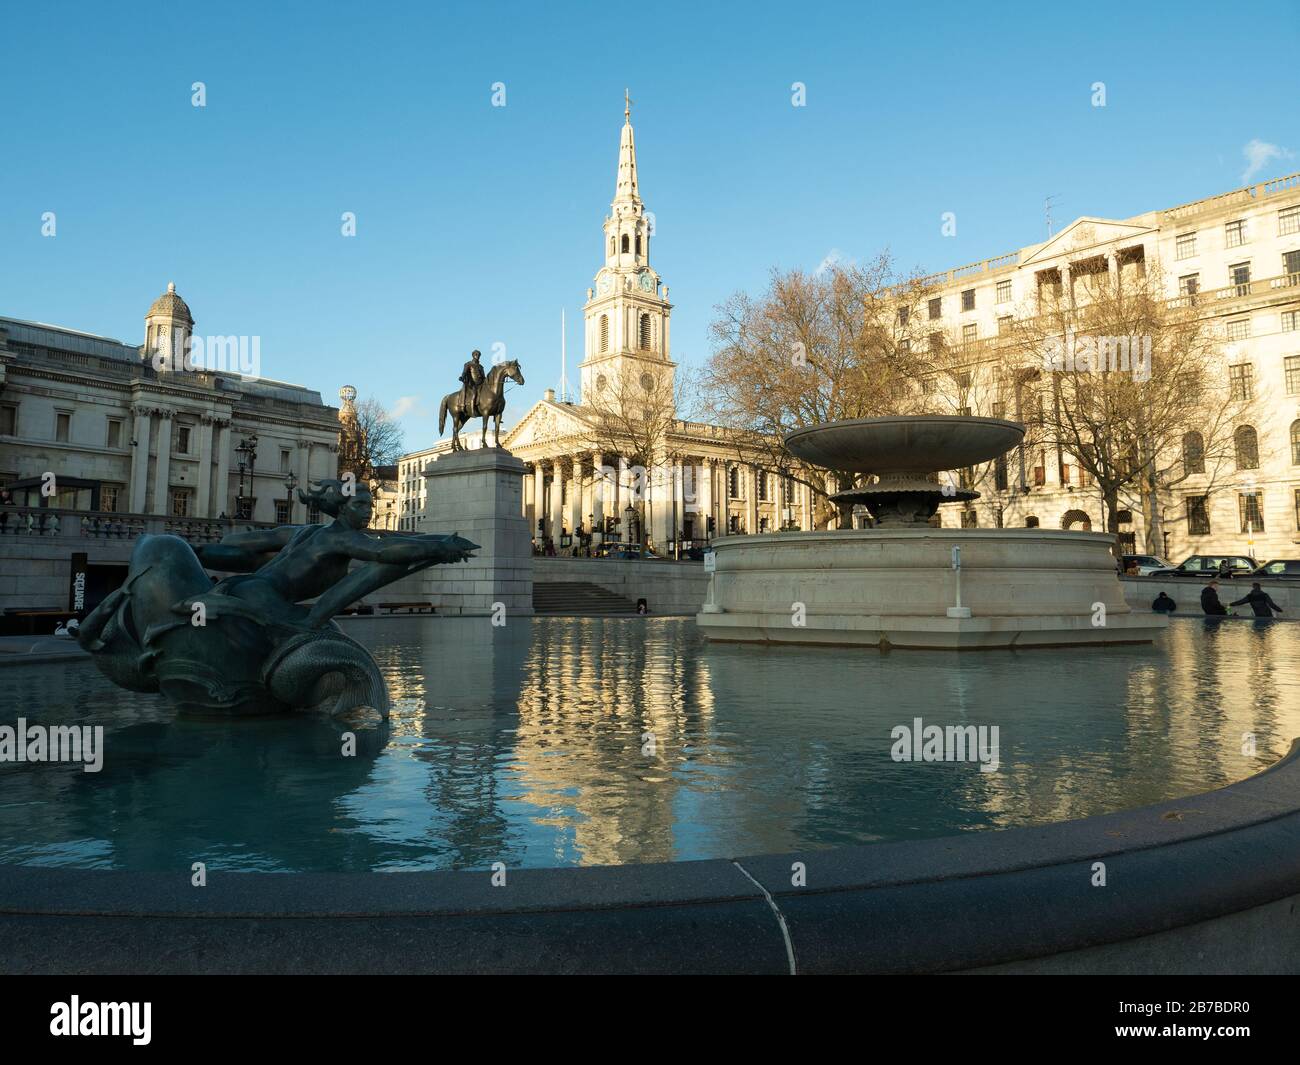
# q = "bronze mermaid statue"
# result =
<box><xmin>78</xmin><ymin>479</ymin><xmax>475</xmax><ymax>719</ymax></box>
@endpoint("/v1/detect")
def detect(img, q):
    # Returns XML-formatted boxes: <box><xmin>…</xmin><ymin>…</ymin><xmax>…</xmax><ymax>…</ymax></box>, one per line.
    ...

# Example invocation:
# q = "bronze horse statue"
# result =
<box><xmin>439</xmin><ymin>360</ymin><xmax>525</xmax><ymax>451</ymax></box>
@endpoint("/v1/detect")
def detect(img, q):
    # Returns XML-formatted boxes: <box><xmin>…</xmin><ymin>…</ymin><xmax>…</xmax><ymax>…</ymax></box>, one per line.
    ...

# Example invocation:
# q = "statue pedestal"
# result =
<box><xmin>409</xmin><ymin>448</ymin><xmax>532</xmax><ymax>617</ymax></box>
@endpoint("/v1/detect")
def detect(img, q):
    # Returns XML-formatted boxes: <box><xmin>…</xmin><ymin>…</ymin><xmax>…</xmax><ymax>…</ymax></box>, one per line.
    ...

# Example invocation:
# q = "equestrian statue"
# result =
<box><xmin>439</xmin><ymin>351</ymin><xmax>525</xmax><ymax>451</ymax></box>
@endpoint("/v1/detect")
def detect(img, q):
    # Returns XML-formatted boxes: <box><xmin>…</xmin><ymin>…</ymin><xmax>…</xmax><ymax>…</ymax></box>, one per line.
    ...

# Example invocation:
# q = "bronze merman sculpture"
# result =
<box><xmin>77</xmin><ymin>479</ymin><xmax>476</xmax><ymax>720</ymax></box>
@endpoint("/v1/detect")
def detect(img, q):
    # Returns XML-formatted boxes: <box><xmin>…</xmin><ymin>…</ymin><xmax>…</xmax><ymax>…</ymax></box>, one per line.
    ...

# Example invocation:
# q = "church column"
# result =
<box><xmin>214</xmin><ymin>420</ymin><xmax>231</xmax><ymax>518</ymax></box>
<box><xmin>568</xmin><ymin>456</ymin><xmax>584</xmax><ymax>544</ymax></box>
<box><xmin>745</xmin><ymin>465</ymin><xmax>758</xmax><ymax>535</ymax></box>
<box><xmin>801</xmin><ymin>475</ymin><xmax>812</xmax><ymax>530</ymax></box>
<box><xmin>532</xmin><ymin>462</ymin><xmax>545</xmax><ymax>540</ymax></box>
<box><xmin>548</xmin><ymin>460</ymin><xmax>563</xmax><ymax>544</ymax></box>
<box><xmin>129</xmin><ymin>407</ymin><xmax>152</xmax><ymax>513</ymax></box>
<box><xmin>698</xmin><ymin>457</ymin><xmax>713</xmax><ymax>541</ymax></box>
<box><xmin>196</xmin><ymin>416</ymin><xmax>214</xmax><ymax>517</ymax></box>
<box><xmin>591</xmin><ymin>451</ymin><xmax>605</xmax><ymax>542</ymax></box>
<box><xmin>152</xmin><ymin>410</ymin><xmax>173</xmax><ymax>515</ymax></box>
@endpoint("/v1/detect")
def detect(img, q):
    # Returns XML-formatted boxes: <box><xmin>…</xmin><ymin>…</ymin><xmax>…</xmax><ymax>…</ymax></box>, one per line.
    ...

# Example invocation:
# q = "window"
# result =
<box><xmin>1238</xmin><ymin>491</ymin><xmax>1264</xmax><ymax>533</ymax></box>
<box><xmin>278</xmin><ymin>448</ymin><xmax>290</xmax><ymax>473</ymax></box>
<box><xmin>599</xmin><ymin>315</ymin><xmax>609</xmax><ymax>352</ymax></box>
<box><xmin>994</xmin><ymin>455</ymin><xmax>1008</xmax><ymax>490</ymax></box>
<box><xmin>1234</xmin><ymin>424</ymin><xmax>1259</xmax><ymax>469</ymax></box>
<box><xmin>1183</xmin><ymin>431</ymin><xmax>1205</xmax><ymax>474</ymax></box>
<box><xmin>55</xmin><ymin>411</ymin><xmax>71</xmax><ymax>442</ymax></box>
<box><xmin>899</xmin><ymin>338</ymin><xmax>911</xmax><ymax>353</ymax></box>
<box><xmin>1285</xmin><ymin>249</ymin><xmax>1300</xmax><ymax>277</ymax></box>
<box><xmin>1228</xmin><ymin>363</ymin><xmax>1253</xmax><ymax>400</ymax></box>
<box><xmin>757</xmin><ymin>470</ymin><xmax>769</xmax><ymax>502</ymax></box>
<box><xmin>176</xmin><ymin>424</ymin><xmax>192</xmax><ymax>454</ymax></box>
<box><xmin>169</xmin><ymin>488</ymin><xmax>192</xmax><ymax>517</ymax></box>
<box><xmin>897</xmin><ymin>306</ymin><xmax>909</xmax><ymax>326</ymax></box>
<box><xmin>100</xmin><ymin>485</ymin><xmax>121</xmax><ymax>513</ymax></box>
<box><xmin>1292</xmin><ymin>419</ymin><xmax>1300</xmax><ymax>465</ymax></box>
<box><xmin>1179</xmin><ymin>273</ymin><xmax>1200</xmax><ymax>296</ymax></box>
<box><xmin>1175</xmin><ymin>232</ymin><xmax>1197</xmax><ymax>260</ymax></box>
<box><xmin>957</xmin><ymin>406</ymin><xmax>972</xmax><ymax>418</ymax></box>
<box><xmin>0</xmin><ymin>405</ymin><xmax>14</xmax><ymax>436</ymax></box>
<box><xmin>107</xmin><ymin>419</ymin><xmax>123</xmax><ymax>448</ymax></box>
<box><xmin>635</xmin><ymin>234</ymin><xmax>642</xmax><ymax>256</ymax></box>
<box><xmin>921</xmin><ymin>376</ymin><xmax>936</xmax><ymax>394</ymax></box>
<box><xmin>996</xmin><ymin>279</ymin><xmax>1012</xmax><ymax>303</ymax></box>
<box><xmin>1230</xmin><ymin>261</ymin><xmax>1251</xmax><ymax>294</ymax></box>
<box><xmin>307</xmin><ymin>503</ymin><xmax>320</xmax><ymax>523</ymax></box>
<box><xmin>997</xmin><ymin>315</ymin><xmax>1013</xmax><ymax>335</ymax></box>
<box><xmin>1226</xmin><ymin>318</ymin><xmax>1251</xmax><ymax>341</ymax></box>
<box><xmin>275</xmin><ymin>499</ymin><xmax>291</xmax><ymax>524</ymax></box>
<box><xmin>961</xmin><ymin>288</ymin><xmax>975</xmax><ymax>311</ymax></box>
<box><xmin>928</xmin><ymin>297</ymin><xmax>942</xmax><ymax>320</ymax></box>
<box><xmin>1225</xmin><ymin>219</ymin><xmax>1247</xmax><ymax>248</ymax></box>
<box><xmin>1284</xmin><ymin>310</ymin><xmax>1299</xmax><ymax>332</ymax></box>
<box><xmin>620</xmin><ymin>234</ymin><xmax>629</xmax><ymax>254</ymax></box>
<box><xmin>961</xmin><ymin>323</ymin><xmax>978</xmax><ymax>343</ymax></box>
<box><xmin>1280</xmin><ymin>205</ymin><xmax>1300</xmax><ymax>237</ymax></box>
<box><xmin>960</xmin><ymin>508</ymin><xmax>978</xmax><ymax>528</ymax></box>
<box><xmin>1187</xmin><ymin>495</ymin><xmax>1211</xmax><ymax>536</ymax></box>
<box><xmin>639</xmin><ymin>313</ymin><xmax>652</xmax><ymax>350</ymax></box>
<box><xmin>1287</xmin><ymin>356</ymin><xmax>1300</xmax><ymax>395</ymax></box>
<box><xmin>728</xmin><ymin>466</ymin><xmax>741</xmax><ymax>499</ymax></box>
<box><xmin>1025</xmin><ymin>516</ymin><xmax>1040</xmax><ymax>528</ymax></box>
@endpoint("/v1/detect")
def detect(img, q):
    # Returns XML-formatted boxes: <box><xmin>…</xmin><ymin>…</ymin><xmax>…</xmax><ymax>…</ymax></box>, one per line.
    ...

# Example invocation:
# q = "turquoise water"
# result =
<box><xmin>1</xmin><ymin>616</ymin><xmax>1298</xmax><ymax>872</ymax></box>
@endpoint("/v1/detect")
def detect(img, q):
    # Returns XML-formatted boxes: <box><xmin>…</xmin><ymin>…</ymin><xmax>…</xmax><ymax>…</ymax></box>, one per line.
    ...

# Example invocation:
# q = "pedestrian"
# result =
<box><xmin>1229</xmin><ymin>582</ymin><xmax>1284</xmax><ymax>618</ymax></box>
<box><xmin>1151</xmin><ymin>592</ymin><xmax>1176</xmax><ymax>613</ymax></box>
<box><xmin>1201</xmin><ymin>581</ymin><xmax>1228</xmax><ymax>616</ymax></box>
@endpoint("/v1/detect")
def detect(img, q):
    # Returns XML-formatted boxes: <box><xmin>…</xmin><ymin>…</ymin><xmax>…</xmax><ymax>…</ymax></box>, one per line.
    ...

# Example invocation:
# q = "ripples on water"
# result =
<box><xmin>1</xmin><ymin>616</ymin><xmax>1297</xmax><ymax>872</ymax></box>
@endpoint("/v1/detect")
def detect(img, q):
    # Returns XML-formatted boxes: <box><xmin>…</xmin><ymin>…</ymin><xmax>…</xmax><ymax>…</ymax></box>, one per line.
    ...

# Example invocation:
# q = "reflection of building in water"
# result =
<box><xmin>509</xmin><ymin>619</ymin><xmax>716</xmax><ymax>866</ymax></box>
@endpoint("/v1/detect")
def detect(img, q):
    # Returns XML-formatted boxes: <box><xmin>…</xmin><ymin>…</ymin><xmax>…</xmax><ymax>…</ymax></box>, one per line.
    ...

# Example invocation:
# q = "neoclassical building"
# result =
<box><xmin>0</xmin><ymin>284</ymin><xmax>340</xmax><ymax>524</ymax></box>
<box><xmin>398</xmin><ymin>98</ymin><xmax>817</xmax><ymax>549</ymax></box>
<box><xmin>920</xmin><ymin>172</ymin><xmax>1300</xmax><ymax>558</ymax></box>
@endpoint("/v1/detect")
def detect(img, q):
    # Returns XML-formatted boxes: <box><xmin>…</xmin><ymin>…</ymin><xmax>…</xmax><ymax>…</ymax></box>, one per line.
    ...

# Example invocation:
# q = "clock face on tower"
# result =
<box><xmin>638</xmin><ymin>271</ymin><xmax>655</xmax><ymax>293</ymax></box>
<box><xmin>597</xmin><ymin>272</ymin><xmax>613</xmax><ymax>295</ymax></box>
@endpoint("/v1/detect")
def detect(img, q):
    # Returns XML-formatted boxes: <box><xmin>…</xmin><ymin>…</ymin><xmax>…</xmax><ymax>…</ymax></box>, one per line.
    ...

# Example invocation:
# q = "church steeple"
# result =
<box><xmin>581</xmin><ymin>93</ymin><xmax>674</xmax><ymax>405</ymax></box>
<box><xmin>614</xmin><ymin>89</ymin><xmax>640</xmax><ymax>206</ymax></box>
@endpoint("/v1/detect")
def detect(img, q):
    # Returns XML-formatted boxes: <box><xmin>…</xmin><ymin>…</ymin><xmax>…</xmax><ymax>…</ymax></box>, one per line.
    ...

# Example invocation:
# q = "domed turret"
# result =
<box><xmin>144</xmin><ymin>281</ymin><xmax>194</xmax><ymax>370</ymax></box>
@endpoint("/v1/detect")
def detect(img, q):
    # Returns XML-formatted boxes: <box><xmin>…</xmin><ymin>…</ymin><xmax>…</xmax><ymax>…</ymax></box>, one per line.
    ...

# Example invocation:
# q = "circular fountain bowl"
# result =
<box><xmin>784</xmin><ymin>416</ymin><xmax>1025</xmax><ymax>474</ymax></box>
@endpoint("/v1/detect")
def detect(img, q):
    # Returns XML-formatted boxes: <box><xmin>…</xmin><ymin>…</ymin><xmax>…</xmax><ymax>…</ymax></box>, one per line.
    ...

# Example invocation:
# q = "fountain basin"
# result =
<box><xmin>784</xmin><ymin>415</ymin><xmax>1025</xmax><ymax>475</ymax></box>
<box><xmin>696</xmin><ymin>528</ymin><xmax>1165</xmax><ymax>649</ymax></box>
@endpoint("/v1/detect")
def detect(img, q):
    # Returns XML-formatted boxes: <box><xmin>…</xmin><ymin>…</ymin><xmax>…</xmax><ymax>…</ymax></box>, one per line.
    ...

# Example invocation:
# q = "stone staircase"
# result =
<box><xmin>532</xmin><ymin>581</ymin><xmax>639</xmax><ymax>616</ymax></box>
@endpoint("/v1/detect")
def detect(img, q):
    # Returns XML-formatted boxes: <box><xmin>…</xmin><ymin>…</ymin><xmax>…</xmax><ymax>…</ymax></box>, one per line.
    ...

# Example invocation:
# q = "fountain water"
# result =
<box><xmin>696</xmin><ymin>415</ymin><xmax>1165</xmax><ymax>649</ymax></box>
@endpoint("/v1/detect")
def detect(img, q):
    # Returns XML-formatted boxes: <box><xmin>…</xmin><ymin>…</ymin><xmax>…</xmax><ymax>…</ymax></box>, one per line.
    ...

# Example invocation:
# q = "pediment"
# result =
<box><xmin>1020</xmin><ymin>217</ymin><xmax>1156</xmax><ymax>266</ymax></box>
<box><xmin>502</xmin><ymin>400</ymin><xmax>596</xmax><ymax>450</ymax></box>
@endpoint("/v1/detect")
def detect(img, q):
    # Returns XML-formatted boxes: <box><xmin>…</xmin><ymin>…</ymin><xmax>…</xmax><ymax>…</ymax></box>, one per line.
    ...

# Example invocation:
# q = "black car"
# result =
<box><xmin>1149</xmin><ymin>554</ymin><xmax>1257</xmax><ymax>578</ymax></box>
<box><xmin>1250</xmin><ymin>559</ymin><xmax>1300</xmax><ymax>579</ymax></box>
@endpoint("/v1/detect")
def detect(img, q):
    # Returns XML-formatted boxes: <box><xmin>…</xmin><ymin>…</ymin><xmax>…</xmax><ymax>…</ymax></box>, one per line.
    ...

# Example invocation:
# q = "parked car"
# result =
<box><xmin>1250</xmin><ymin>559</ymin><xmax>1300</xmax><ymax>579</ymax></box>
<box><xmin>1121</xmin><ymin>554</ymin><xmax>1174</xmax><ymax>576</ymax></box>
<box><xmin>1148</xmin><ymin>554</ymin><xmax>1258</xmax><ymax>578</ymax></box>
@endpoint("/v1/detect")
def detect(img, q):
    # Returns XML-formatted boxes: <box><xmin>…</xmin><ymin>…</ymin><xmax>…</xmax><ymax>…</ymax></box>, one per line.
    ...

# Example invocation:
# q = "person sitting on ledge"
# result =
<box><xmin>1151</xmin><ymin>591</ymin><xmax>1177</xmax><ymax>613</ymax></box>
<box><xmin>1230</xmin><ymin>582</ymin><xmax>1284</xmax><ymax>618</ymax></box>
<box><xmin>1201</xmin><ymin>581</ymin><xmax>1229</xmax><ymax>616</ymax></box>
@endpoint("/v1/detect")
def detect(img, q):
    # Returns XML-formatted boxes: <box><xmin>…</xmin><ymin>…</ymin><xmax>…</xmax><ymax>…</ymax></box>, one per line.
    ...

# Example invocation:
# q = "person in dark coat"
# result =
<box><xmin>1230</xmin><ymin>582</ymin><xmax>1284</xmax><ymax>618</ymax></box>
<box><xmin>1201</xmin><ymin>581</ymin><xmax>1228</xmax><ymax>616</ymax></box>
<box><xmin>1151</xmin><ymin>592</ymin><xmax>1177</xmax><ymax>613</ymax></box>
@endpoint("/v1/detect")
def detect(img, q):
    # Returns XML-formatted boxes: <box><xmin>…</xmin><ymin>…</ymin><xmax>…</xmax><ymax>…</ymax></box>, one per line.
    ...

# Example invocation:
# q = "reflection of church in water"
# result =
<box><xmin>396</xmin><ymin>97</ymin><xmax>817</xmax><ymax>548</ymax></box>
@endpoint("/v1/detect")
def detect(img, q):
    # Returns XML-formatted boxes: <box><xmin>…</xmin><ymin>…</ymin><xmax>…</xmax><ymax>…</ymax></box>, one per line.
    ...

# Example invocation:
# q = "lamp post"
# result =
<box><xmin>234</xmin><ymin>433</ymin><xmax>259</xmax><ymax>520</ymax></box>
<box><xmin>283</xmin><ymin>471</ymin><xmax>298</xmax><ymax>523</ymax></box>
<box><xmin>624</xmin><ymin>503</ymin><xmax>636</xmax><ymax>549</ymax></box>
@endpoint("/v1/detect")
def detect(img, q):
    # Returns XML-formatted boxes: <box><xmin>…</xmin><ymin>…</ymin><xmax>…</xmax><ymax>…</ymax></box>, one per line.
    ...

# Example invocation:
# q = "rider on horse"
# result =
<box><xmin>459</xmin><ymin>350</ymin><xmax>485</xmax><ymax>416</ymax></box>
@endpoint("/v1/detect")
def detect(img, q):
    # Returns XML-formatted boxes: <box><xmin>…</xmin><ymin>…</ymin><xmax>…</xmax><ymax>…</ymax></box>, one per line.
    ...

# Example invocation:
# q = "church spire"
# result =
<box><xmin>613</xmin><ymin>88</ymin><xmax>640</xmax><ymax>206</ymax></box>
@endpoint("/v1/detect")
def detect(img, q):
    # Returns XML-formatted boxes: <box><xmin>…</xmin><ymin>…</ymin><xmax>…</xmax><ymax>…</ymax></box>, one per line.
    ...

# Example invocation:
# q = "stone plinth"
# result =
<box><xmin>409</xmin><ymin>448</ymin><xmax>532</xmax><ymax>617</ymax></box>
<box><xmin>696</xmin><ymin>529</ymin><xmax>1166</xmax><ymax>649</ymax></box>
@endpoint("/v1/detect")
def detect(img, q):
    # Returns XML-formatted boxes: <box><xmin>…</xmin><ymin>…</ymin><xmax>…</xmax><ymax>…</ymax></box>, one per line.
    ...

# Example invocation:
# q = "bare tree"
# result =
<box><xmin>338</xmin><ymin>396</ymin><xmax>406</xmax><ymax>485</ymax></box>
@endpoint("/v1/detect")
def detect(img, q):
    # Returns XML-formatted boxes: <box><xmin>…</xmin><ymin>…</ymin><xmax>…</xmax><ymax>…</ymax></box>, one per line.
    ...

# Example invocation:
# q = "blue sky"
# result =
<box><xmin>1</xmin><ymin>0</ymin><xmax>1296</xmax><ymax>447</ymax></box>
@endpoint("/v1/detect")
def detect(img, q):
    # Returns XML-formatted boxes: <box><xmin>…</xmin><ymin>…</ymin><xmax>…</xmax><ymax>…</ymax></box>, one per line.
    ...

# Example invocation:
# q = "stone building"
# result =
<box><xmin>921</xmin><ymin>173</ymin><xmax>1300</xmax><ymax>559</ymax></box>
<box><xmin>0</xmin><ymin>283</ymin><xmax>341</xmax><ymax>524</ymax></box>
<box><xmin>399</xmin><ymin>98</ymin><xmax>818</xmax><ymax>551</ymax></box>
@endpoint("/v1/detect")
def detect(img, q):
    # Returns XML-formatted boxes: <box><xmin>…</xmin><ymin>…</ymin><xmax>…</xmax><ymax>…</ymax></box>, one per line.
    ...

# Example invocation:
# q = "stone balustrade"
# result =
<box><xmin>0</xmin><ymin>505</ymin><xmax>274</xmax><ymax>543</ymax></box>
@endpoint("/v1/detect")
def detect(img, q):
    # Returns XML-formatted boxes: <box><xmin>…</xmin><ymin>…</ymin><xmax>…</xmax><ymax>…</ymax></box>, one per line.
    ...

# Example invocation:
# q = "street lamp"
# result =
<box><xmin>624</xmin><ymin>503</ymin><xmax>636</xmax><ymax>547</ymax></box>
<box><xmin>283</xmin><ymin>471</ymin><xmax>298</xmax><ymax>523</ymax></box>
<box><xmin>235</xmin><ymin>433</ymin><xmax>259</xmax><ymax>520</ymax></box>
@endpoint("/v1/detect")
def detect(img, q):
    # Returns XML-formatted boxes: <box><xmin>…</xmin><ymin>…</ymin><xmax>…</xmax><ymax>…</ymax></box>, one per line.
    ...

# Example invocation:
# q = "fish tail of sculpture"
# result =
<box><xmin>263</xmin><ymin>631</ymin><xmax>390</xmax><ymax>720</ymax></box>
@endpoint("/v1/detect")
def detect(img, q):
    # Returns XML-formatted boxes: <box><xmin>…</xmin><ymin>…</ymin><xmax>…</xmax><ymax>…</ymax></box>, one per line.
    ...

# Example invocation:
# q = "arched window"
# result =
<box><xmin>1291</xmin><ymin>419</ymin><xmax>1300</xmax><ymax>465</ymax></box>
<box><xmin>621</xmin><ymin>234</ymin><xmax>630</xmax><ymax>254</ymax></box>
<box><xmin>599</xmin><ymin>315</ymin><xmax>609</xmax><ymax>352</ymax></box>
<box><xmin>635</xmin><ymin>233</ymin><xmax>642</xmax><ymax>256</ymax></box>
<box><xmin>1234</xmin><ymin>425</ymin><xmax>1259</xmax><ymax>470</ymax></box>
<box><xmin>1183</xmin><ymin>431</ymin><xmax>1205</xmax><ymax>474</ymax></box>
<box><xmin>1060</xmin><ymin>509</ymin><xmax>1092</xmax><ymax>531</ymax></box>
<box><xmin>610</xmin><ymin>236</ymin><xmax>615</xmax><ymax>256</ymax></box>
<box><xmin>639</xmin><ymin>313</ymin><xmax>652</xmax><ymax>350</ymax></box>
<box><xmin>1025</xmin><ymin>515</ymin><xmax>1040</xmax><ymax>528</ymax></box>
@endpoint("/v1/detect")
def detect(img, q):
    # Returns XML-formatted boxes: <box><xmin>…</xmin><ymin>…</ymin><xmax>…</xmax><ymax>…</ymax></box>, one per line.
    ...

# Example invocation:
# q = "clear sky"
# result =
<box><xmin>1</xmin><ymin>0</ymin><xmax>1296</xmax><ymax>447</ymax></box>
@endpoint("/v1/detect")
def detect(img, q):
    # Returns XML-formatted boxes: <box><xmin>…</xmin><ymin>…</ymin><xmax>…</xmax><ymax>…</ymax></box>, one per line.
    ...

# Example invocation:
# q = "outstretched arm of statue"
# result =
<box><xmin>340</xmin><ymin>531</ymin><xmax>477</xmax><ymax>567</ymax></box>
<box><xmin>194</xmin><ymin>525</ymin><xmax>302</xmax><ymax>572</ymax></box>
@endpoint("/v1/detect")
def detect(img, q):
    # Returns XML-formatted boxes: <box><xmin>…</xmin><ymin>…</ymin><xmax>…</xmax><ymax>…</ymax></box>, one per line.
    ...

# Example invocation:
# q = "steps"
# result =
<box><xmin>532</xmin><ymin>581</ymin><xmax>639</xmax><ymax>615</ymax></box>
